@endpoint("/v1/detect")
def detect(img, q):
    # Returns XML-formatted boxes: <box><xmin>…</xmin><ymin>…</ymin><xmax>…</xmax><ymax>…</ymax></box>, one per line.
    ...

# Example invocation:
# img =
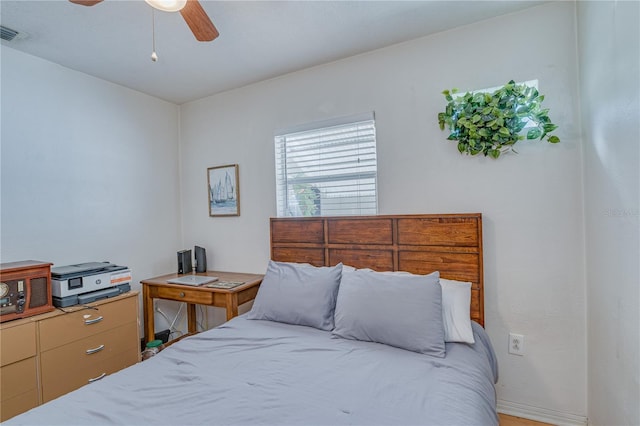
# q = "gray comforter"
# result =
<box><xmin>8</xmin><ymin>316</ymin><xmax>498</xmax><ymax>425</ymax></box>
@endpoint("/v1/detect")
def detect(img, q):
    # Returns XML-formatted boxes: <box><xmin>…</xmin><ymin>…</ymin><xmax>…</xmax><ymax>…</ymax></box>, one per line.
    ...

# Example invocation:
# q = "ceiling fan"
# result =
<box><xmin>69</xmin><ymin>0</ymin><xmax>219</xmax><ymax>42</ymax></box>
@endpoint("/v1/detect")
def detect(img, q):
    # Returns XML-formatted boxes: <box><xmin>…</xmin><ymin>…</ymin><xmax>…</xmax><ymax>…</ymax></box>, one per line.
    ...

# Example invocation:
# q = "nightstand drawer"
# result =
<box><xmin>0</xmin><ymin>322</ymin><xmax>36</xmax><ymax>367</ymax></box>
<box><xmin>40</xmin><ymin>321</ymin><xmax>139</xmax><ymax>402</ymax></box>
<box><xmin>152</xmin><ymin>285</ymin><xmax>214</xmax><ymax>305</ymax></box>
<box><xmin>39</xmin><ymin>296</ymin><xmax>137</xmax><ymax>351</ymax></box>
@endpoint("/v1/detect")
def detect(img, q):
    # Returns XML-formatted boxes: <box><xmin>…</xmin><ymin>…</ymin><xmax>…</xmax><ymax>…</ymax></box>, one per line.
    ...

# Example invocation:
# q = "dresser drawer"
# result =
<box><xmin>0</xmin><ymin>389</ymin><xmax>38</xmax><ymax>422</ymax></box>
<box><xmin>0</xmin><ymin>321</ymin><xmax>36</xmax><ymax>367</ymax></box>
<box><xmin>0</xmin><ymin>356</ymin><xmax>39</xmax><ymax>421</ymax></box>
<box><xmin>42</xmin><ymin>347</ymin><xmax>139</xmax><ymax>403</ymax></box>
<box><xmin>39</xmin><ymin>295</ymin><xmax>137</xmax><ymax>351</ymax></box>
<box><xmin>0</xmin><ymin>356</ymin><xmax>38</xmax><ymax>402</ymax></box>
<box><xmin>41</xmin><ymin>321</ymin><xmax>139</xmax><ymax>402</ymax></box>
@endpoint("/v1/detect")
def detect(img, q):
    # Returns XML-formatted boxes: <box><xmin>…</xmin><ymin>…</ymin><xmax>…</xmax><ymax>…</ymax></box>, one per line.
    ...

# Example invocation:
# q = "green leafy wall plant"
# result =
<box><xmin>437</xmin><ymin>80</ymin><xmax>560</xmax><ymax>159</ymax></box>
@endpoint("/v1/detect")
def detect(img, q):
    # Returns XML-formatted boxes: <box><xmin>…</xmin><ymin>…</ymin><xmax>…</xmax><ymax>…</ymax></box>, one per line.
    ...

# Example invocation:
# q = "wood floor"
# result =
<box><xmin>499</xmin><ymin>413</ymin><xmax>554</xmax><ymax>426</ymax></box>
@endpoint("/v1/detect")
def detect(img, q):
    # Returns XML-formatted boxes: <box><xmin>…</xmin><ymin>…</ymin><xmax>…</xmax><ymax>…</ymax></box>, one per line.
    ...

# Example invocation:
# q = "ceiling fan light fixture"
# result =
<box><xmin>145</xmin><ymin>0</ymin><xmax>187</xmax><ymax>12</ymax></box>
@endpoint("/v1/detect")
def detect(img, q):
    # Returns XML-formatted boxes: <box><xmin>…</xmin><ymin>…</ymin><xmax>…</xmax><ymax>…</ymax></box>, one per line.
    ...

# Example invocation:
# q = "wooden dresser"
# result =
<box><xmin>0</xmin><ymin>292</ymin><xmax>140</xmax><ymax>421</ymax></box>
<box><xmin>0</xmin><ymin>320</ymin><xmax>38</xmax><ymax>420</ymax></box>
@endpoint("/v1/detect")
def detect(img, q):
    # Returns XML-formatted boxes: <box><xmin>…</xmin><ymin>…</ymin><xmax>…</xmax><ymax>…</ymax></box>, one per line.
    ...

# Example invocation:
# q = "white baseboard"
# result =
<box><xmin>497</xmin><ymin>399</ymin><xmax>588</xmax><ymax>425</ymax></box>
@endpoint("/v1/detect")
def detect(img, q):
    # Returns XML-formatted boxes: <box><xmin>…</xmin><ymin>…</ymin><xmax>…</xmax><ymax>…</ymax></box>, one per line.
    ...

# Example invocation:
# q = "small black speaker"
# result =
<box><xmin>177</xmin><ymin>249</ymin><xmax>192</xmax><ymax>274</ymax></box>
<box><xmin>195</xmin><ymin>246</ymin><xmax>207</xmax><ymax>273</ymax></box>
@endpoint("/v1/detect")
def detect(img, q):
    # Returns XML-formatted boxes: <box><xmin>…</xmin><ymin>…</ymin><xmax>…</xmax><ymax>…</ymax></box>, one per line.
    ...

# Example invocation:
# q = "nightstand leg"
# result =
<box><xmin>225</xmin><ymin>293</ymin><xmax>238</xmax><ymax>321</ymax></box>
<box><xmin>143</xmin><ymin>284</ymin><xmax>154</xmax><ymax>344</ymax></box>
<box><xmin>187</xmin><ymin>303</ymin><xmax>197</xmax><ymax>333</ymax></box>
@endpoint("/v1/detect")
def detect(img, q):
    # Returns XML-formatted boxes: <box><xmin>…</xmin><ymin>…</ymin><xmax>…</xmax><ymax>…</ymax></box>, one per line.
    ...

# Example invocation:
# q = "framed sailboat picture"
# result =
<box><xmin>207</xmin><ymin>164</ymin><xmax>240</xmax><ymax>217</ymax></box>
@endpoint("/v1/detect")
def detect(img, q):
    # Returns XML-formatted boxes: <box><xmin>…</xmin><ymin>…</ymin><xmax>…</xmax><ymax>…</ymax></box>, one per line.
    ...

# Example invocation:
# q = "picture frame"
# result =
<box><xmin>207</xmin><ymin>164</ymin><xmax>240</xmax><ymax>217</ymax></box>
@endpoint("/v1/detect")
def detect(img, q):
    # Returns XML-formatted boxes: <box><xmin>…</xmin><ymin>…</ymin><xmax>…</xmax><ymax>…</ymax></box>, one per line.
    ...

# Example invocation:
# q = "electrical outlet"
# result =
<box><xmin>509</xmin><ymin>333</ymin><xmax>525</xmax><ymax>356</ymax></box>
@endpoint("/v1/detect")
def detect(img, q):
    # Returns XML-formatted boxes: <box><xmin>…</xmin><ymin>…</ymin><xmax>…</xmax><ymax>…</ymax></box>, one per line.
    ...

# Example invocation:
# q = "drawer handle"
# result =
<box><xmin>85</xmin><ymin>344</ymin><xmax>105</xmax><ymax>355</ymax></box>
<box><xmin>88</xmin><ymin>372</ymin><xmax>106</xmax><ymax>383</ymax></box>
<box><xmin>84</xmin><ymin>316</ymin><xmax>104</xmax><ymax>325</ymax></box>
<box><xmin>180</xmin><ymin>292</ymin><xmax>185</xmax><ymax>297</ymax></box>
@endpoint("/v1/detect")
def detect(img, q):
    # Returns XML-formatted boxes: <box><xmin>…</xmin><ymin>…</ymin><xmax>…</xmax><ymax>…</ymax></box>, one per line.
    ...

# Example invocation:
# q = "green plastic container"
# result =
<box><xmin>142</xmin><ymin>339</ymin><xmax>164</xmax><ymax>360</ymax></box>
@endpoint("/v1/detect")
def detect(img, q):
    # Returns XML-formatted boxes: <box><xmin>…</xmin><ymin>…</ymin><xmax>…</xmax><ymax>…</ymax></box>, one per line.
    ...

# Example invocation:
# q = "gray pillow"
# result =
<box><xmin>332</xmin><ymin>269</ymin><xmax>445</xmax><ymax>356</ymax></box>
<box><xmin>247</xmin><ymin>261</ymin><xmax>343</xmax><ymax>331</ymax></box>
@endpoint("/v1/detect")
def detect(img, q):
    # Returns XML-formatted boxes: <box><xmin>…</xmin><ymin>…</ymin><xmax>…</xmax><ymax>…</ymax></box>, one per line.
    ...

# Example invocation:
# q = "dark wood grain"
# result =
<box><xmin>397</xmin><ymin>217</ymin><xmax>479</xmax><ymax>246</ymax></box>
<box><xmin>271</xmin><ymin>219</ymin><xmax>324</xmax><ymax>243</ymax></box>
<box><xmin>328</xmin><ymin>218</ymin><xmax>393</xmax><ymax>244</ymax></box>
<box><xmin>271</xmin><ymin>248</ymin><xmax>324</xmax><ymax>265</ymax></box>
<box><xmin>328</xmin><ymin>249</ymin><xmax>394</xmax><ymax>271</ymax></box>
<box><xmin>270</xmin><ymin>214</ymin><xmax>485</xmax><ymax>326</ymax></box>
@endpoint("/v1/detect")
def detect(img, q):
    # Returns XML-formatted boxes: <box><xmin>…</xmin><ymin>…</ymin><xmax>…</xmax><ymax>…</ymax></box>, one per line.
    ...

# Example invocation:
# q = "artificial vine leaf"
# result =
<box><xmin>437</xmin><ymin>80</ymin><xmax>560</xmax><ymax>158</ymax></box>
<box><xmin>527</xmin><ymin>128</ymin><xmax>542</xmax><ymax>140</ymax></box>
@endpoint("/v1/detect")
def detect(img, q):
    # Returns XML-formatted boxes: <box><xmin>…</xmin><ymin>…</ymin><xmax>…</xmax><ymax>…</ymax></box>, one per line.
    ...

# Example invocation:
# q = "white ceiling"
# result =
<box><xmin>1</xmin><ymin>0</ymin><xmax>545</xmax><ymax>104</ymax></box>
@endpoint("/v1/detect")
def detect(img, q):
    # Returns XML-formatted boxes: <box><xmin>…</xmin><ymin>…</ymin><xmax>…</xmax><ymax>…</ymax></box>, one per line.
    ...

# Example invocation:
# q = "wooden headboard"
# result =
<box><xmin>270</xmin><ymin>213</ymin><xmax>484</xmax><ymax>326</ymax></box>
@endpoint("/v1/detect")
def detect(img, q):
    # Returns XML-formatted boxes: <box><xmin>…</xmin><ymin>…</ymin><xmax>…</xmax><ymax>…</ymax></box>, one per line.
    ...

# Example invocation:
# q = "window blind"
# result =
<box><xmin>275</xmin><ymin>116</ymin><xmax>378</xmax><ymax>217</ymax></box>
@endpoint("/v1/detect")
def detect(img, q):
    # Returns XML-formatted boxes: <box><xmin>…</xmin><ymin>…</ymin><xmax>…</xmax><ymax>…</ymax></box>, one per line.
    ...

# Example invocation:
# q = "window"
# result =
<box><xmin>275</xmin><ymin>113</ymin><xmax>378</xmax><ymax>217</ymax></box>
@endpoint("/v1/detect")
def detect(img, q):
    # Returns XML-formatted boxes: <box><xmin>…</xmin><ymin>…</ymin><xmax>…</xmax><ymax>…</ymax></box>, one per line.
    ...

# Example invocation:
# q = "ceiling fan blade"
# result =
<box><xmin>180</xmin><ymin>0</ymin><xmax>219</xmax><ymax>42</ymax></box>
<box><xmin>69</xmin><ymin>0</ymin><xmax>103</xmax><ymax>5</ymax></box>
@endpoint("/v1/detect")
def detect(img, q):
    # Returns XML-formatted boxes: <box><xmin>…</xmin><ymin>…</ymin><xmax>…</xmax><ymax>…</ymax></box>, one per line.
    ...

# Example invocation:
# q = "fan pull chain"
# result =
<box><xmin>151</xmin><ymin>8</ymin><xmax>158</xmax><ymax>62</ymax></box>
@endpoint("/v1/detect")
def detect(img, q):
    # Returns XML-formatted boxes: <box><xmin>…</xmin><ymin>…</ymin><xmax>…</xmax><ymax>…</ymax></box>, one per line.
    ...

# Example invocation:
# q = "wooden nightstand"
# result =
<box><xmin>141</xmin><ymin>271</ymin><xmax>263</xmax><ymax>343</ymax></box>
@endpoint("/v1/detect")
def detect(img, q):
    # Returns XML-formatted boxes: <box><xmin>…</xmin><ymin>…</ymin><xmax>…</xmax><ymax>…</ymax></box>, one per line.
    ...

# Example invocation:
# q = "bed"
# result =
<box><xmin>7</xmin><ymin>214</ymin><xmax>498</xmax><ymax>426</ymax></box>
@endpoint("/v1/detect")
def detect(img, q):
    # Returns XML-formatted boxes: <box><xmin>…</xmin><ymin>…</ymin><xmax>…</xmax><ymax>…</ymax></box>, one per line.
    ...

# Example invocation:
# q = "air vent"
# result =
<box><xmin>1</xmin><ymin>25</ymin><xmax>19</xmax><ymax>42</ymax></box>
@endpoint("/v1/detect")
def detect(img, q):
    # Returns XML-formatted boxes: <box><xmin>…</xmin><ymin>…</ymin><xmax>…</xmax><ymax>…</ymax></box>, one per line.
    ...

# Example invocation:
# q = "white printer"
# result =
<box><xmin>51</xmin><ymin>262</ymin><xmax>132</xmax><ymax>307</ymax></box>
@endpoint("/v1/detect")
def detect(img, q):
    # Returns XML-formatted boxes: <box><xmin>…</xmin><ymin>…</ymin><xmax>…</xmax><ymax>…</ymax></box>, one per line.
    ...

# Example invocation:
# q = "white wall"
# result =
<box><xmin>179</xmin><ymin>2</ymin><xmax>586</xmax><ymax>421</ymax></box>
<box><xmin>0</xmin><ymin>47</ymin><xmax>182</xmax><ymax>326</ymax></box>
<box><xmin>577</xmin><ymin>2</ymin><xmax>640</xmax><ymax>425</ymax></box>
